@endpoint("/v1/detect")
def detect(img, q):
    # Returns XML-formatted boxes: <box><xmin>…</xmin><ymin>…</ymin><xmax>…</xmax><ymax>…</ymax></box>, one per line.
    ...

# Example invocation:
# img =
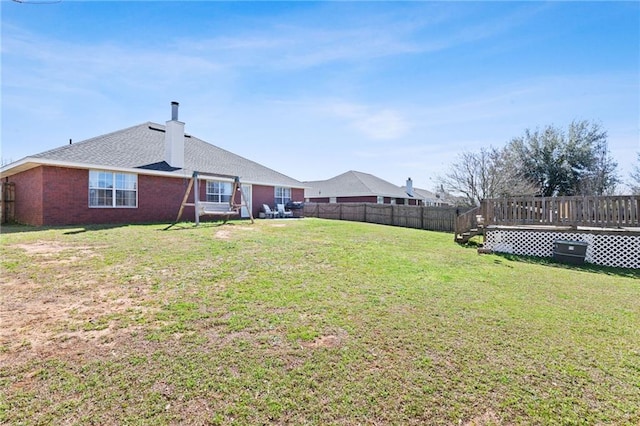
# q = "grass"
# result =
<box><xmin>0</xmin><ymin>218</ymin><xmax>638</xmax><ymax>425</ymax></box>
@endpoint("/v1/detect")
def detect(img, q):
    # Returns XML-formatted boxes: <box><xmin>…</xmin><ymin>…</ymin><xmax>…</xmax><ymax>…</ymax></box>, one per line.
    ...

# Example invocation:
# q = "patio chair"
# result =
<box><xmin>277</xmin><ymin>203</ymin><xmax>294</xmax><ymax>218</ymax></box>
<box><xmin>262</xmin><ymin>204</ymin><xmax>277</xmax><ymax>219</ymax></box>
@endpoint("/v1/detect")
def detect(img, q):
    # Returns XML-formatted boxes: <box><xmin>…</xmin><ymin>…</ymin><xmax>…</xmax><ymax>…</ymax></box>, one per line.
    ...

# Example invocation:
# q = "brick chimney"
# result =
<box><xmin>164</xmin><ymin>101</ymin><xmax>184</xmax><ymax>168</ymax></box>
<box><xmin>406</xmin><ymin>177</ymin><xmax>414</xmax><ymax>197</ymax></box>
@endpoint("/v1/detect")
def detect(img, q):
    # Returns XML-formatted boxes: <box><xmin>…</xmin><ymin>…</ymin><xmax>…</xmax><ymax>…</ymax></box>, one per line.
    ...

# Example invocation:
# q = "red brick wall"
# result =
<box><xmin>337</xmin><ymin>196</ymin><xmax>378</xmax><ymax>203</ymax></box>
<box><xmin>138</xmin><ymin>173</ymin><xmax>195</xmax><ymax>224</ymax></box>
<box><xmin>307</xmin><ymin>197</ymin><xmax>330</xmax><ymax>203</ymax></box>
<box><xmin>37</xmin><ymin>167</ymin><xmax>196</xmax><ymax>225</ymax></box>
<box><xmin>292</xmin><ymin>188</ymin><xmax>304</xmax><ymax>203</ymax></box>
<box><xmin>7</xmin><ymin>166</ymin><xmax>302</xmax><ymax>226</ymax></box>
<box><xmin>7</xmin><ymin>167</ymin><xmax>44</xmax><ymax>226</ymax></box>
<box><xmin>301</xmin><ymin>195</ymin><xmax>415</xmax><ymax>205</ymax></box>
<box><xmin>42</xmin><ymin>166</ymin><xmax>88</xmax><ymax>225</ymax></box>
<box><xmin>252</xmin><ymin>185</ymin><xmax>304</xmax><ymax>217</ymax></box>
<box><xmin>5</xmin><ymin>166</ymin><xmax>194</xmax><ymax>226</ymax></box>
<box><xmin>306</xmin><ymin>196</ymin><xmax>411</xmax><ymax>204</ymax></box>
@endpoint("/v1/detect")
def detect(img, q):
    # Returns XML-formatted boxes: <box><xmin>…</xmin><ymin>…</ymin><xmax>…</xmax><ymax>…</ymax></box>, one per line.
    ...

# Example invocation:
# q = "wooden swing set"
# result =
<box><xmin>165</xmin><ymin>171</ymin><xmax>254</xmax><ymax>230</ymax></box>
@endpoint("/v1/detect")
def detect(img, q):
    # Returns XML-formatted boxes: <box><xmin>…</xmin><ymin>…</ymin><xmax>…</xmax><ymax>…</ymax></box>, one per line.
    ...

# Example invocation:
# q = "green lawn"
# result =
<box><xmin>1</xmin><ymin>219</ymin><xmax>638</xmax><ymax>425</ymax></box>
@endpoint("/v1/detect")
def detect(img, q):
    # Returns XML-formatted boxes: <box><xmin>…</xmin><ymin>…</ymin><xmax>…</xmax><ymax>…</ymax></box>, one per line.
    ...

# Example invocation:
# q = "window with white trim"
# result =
<box><xmin>377</xmin><ymin>196</ymin><xmax>384</xmax><ymax>204</ymax></box>
<box><xmin>89</xmin><ymin>170</ymin><xmax>137</xmax><ymax>207</ymax></box>
<box><xmin>206</xmin><ymin>181</ymin><xmax>232</xmax><ymax>203</ymax></box>
<box><xmin>275</xmin><ymin>187</ymin><xmax>291</xmax><ymax>205</ymax></box>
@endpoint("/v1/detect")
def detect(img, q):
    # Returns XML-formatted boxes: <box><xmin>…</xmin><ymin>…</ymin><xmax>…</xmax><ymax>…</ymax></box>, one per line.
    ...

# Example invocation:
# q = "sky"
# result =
<box><xmin>2</xmin><ymin>1</ymin><xmax>639</xmax><ymax>192</ymax></box>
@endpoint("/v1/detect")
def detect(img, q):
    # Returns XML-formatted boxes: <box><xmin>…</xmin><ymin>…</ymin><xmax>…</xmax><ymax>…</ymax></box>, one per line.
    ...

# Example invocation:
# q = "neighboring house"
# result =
<box><xmin>304</xmin><ymin>170</ymin><xmax>419</xmax><ymax>205</ymax></box>
<box><xmin>0</xmin><ymin>102</ymin><xmax>304</xmax><ymax>226</ymax></box>
<box><xmin>402</xmin><ymin>178</ymin><xmax>450</xmax><ymax>207</ymax></box>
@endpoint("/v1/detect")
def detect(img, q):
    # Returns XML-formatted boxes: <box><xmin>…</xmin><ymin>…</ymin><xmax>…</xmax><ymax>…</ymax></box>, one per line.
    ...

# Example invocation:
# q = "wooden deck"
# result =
<box><xmin>455</xmin><ymin>195</ymin><xmax>640</xmax><ymax>243</ymax></box>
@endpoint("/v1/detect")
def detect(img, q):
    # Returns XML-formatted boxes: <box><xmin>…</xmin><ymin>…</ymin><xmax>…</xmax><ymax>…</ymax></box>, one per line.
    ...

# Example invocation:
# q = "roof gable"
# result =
<box><xmin>305</xmin><ymin>170</ymin><xmax>411</xmax><ymax>199</ymax></box>
<box><xmin>11</xmin><ymin>122</ymin><xmax>303</xmax><ymax>187</ymax></box>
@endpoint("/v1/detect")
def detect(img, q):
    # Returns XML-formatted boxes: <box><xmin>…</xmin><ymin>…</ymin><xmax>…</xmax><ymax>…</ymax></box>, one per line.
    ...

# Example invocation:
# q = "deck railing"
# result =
<box><xmin>454</xmin><ymin>205</ymin><xmax>482</xmax><ymax>238</ymax></box>
<box><xmin>482</xmin><ymin>195</ymin><xmax>640</xmax><ymax>228</ymax></box>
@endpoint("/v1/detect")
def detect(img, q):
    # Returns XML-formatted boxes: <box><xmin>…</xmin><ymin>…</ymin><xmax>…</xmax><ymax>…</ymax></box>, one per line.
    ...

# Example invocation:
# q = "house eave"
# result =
<box><xmin>0</xmin><ymin>158</ymin><xmax>193</xmax><ymax>180</ymax></box>
<box><xmin>0</xmin><ymin>158</ymin><xmax>307</xmax><ymax>189</ymax></box>
<box><xmin>245</xmin><ymin>180</ymin><xmax>309</xmax><ymax>189</ymax></box>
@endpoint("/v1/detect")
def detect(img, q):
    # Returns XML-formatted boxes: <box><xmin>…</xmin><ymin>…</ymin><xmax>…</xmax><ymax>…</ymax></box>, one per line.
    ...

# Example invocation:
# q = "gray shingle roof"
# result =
<box><xmin>27</xmin><ymin>122</ymin><xmax>303</xmax><ymax>187</ymax></box>
<box><xmin>304</xmin><ymin>170</ymin><xmax>412</xmax><ymax>199</ymax></box>
<box><xmin>402</xmin><ymin>186</ymin><xmax>438</xmax><ymax>201</ymax></box>
<box><xmin>403</xmin><ymin>186</ymin><xmax>450</xmax><ymax>205</ymax></box>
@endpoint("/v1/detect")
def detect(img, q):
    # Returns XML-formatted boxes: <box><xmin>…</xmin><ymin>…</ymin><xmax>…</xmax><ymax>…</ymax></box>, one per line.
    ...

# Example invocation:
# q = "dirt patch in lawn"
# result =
<box><xmin>305</xmin><ymin>334</ymin><xmax>343</xmax><ymax>348</ymax></box>
<box><xmin>1</xmin><ymin>242</ymin><xmax>154</xmax><ymax>367</ymax></box>
<box><xmin>463</xmin><ymin>409</ymin><xmax>501</xmax><ymax>425</ymax></box>
<box><xmin>214</xmin><ymin>229</ymin><xmax>233</xmax><ymax>240</ymax></box>
<box><xmin>303</xmin><ymin>329</ymin><xmax>349</xmax><ymax>349</ymax></box>
<box><xmin>215</xmin><ymin>225</ymin><xmax>255</xmax><ymax>240</ymax></box>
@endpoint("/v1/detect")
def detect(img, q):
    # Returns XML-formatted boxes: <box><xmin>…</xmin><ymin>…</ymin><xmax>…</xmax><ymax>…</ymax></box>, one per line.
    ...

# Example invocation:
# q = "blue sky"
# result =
<box><xmin>2</xmin><ymin>1</ymin><xmax>639</xmax><ymax>191</ymax></box>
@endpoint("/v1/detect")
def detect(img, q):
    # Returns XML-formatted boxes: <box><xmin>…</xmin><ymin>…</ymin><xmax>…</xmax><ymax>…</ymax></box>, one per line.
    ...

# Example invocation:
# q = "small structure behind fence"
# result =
<box><xmin>302</xmin><ymin>202</ymin><xmax>457</xmax><ymax>232</ymax></box>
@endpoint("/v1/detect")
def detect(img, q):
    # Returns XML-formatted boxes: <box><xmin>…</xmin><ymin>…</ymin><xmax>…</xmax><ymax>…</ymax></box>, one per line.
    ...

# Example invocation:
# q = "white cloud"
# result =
<box><xmin>167</xmin><ymin>4</ymin><xmax>539</xmax><ymax>72</ymax></box>
<box><xmin>2</xmin><ymin>26</ymin><xmax>223</xmax><ymax>96</ymax></box>
<box><xmin>353</xmin><ymin>109</ymin><xmax>410</xmax><ymax>140</ymax></box>
<box><xmin>325</xmin><ymin>101</ymin><xmax>411</xmax><ymax>140</ymax></box>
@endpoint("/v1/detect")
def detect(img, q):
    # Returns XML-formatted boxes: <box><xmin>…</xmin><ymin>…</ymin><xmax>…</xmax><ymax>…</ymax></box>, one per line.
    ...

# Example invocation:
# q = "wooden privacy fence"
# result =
<box><xmin>302</xmin><ymin>202</ymin><xmax>457</xmax><ymax>232</ymax></box>
<box><xmin>482</xmin><ymin>195</ymin><xmax>640</xmax><ymax>228</ymax></box>
<box><xmin>1</xmin><ymin>182</ymin><xmax>15</xmax><ymax>224</ymax></box>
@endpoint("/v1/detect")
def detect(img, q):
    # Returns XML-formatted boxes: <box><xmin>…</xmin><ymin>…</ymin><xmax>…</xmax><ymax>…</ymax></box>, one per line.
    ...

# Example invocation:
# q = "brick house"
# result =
<box><xmin>304</xmin><ymin>170</ymin><xmax>419</xmax><ymax>205</ymax></box>
<box><xmin>0</xmin><ymin>102</ymin><xmax>304</xmax><ymax>226</ymax></box>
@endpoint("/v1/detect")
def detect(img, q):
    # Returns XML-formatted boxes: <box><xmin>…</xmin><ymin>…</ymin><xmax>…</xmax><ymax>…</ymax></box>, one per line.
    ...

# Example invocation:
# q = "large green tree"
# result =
<box><xmin>507</xmin><ymin>120</ymin><xmax>619</xmax><ymax>196</ymax></box>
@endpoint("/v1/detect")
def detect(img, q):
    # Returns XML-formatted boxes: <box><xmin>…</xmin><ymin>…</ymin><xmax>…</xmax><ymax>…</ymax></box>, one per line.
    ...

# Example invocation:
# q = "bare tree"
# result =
<box><xmin>441</xmin><ymin>147</ymin><xmax>535</xmax><ymax>206</ymax></box>
<box><xmin>630</xmin><ymin>153</ymin><xmax>640</xmax><ymax>195</ymax></box>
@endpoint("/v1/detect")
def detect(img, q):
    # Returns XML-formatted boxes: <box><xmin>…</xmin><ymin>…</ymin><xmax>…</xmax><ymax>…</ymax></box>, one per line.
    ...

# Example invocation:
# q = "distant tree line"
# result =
<box><xmin>440</xmin><ymin>120</ymin><xmax>637</xmax><ymax>207</ymax></box>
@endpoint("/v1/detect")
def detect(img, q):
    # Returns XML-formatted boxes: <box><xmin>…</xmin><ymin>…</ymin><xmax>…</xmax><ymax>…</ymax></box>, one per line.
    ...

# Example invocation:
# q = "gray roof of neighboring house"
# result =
<box><xmin>412</xmin><ymin>187</ymin><xmax>440</xmax><ymax>201</ymax></box>
<box><xmin>402</xmin><ymin>186</ymin><xmax>437</xmax><ymax>201</ymax></box>
<box><xmin>304</xmin><ymin>170</ymin><xmax>412</xmax><ymax>199</ymax></box>
<box><xmin>403</xmin><ymin>186</ymin><xmax>452</xmax><ymax>205</ymax></box>
<box><xmin>9</xmin><ymin>122</ymin><xmax>303</xmax><ymax>187</ymax></box>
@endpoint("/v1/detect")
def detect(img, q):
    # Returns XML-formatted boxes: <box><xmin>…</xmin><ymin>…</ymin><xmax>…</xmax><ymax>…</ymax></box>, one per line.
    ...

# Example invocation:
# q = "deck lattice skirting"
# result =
<box><xmin>484</xmin><ymin>228</ymin><xmax>640</xmax><ymax>269</ymax></box>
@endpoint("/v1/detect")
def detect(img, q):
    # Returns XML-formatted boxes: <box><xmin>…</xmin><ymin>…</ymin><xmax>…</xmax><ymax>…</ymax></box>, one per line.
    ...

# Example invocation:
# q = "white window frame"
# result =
<box><xmin>206</xmin><ymin>180</ymin><xmax>233</xmax><ymax>204</ymax></box>
<box><xmin>89</xmin><ymin>170</ymin><xmax>137</xmax><ymax>208</ymax></box>
<box><xmin>377</xmin><ymin>196</ymin><xmax>384</xmax><ymax>204</ymax></box>
<box><xmin>275</xmin><ymin>187</ymin><xmax>291</xmax><ymax>205</ymax></box>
